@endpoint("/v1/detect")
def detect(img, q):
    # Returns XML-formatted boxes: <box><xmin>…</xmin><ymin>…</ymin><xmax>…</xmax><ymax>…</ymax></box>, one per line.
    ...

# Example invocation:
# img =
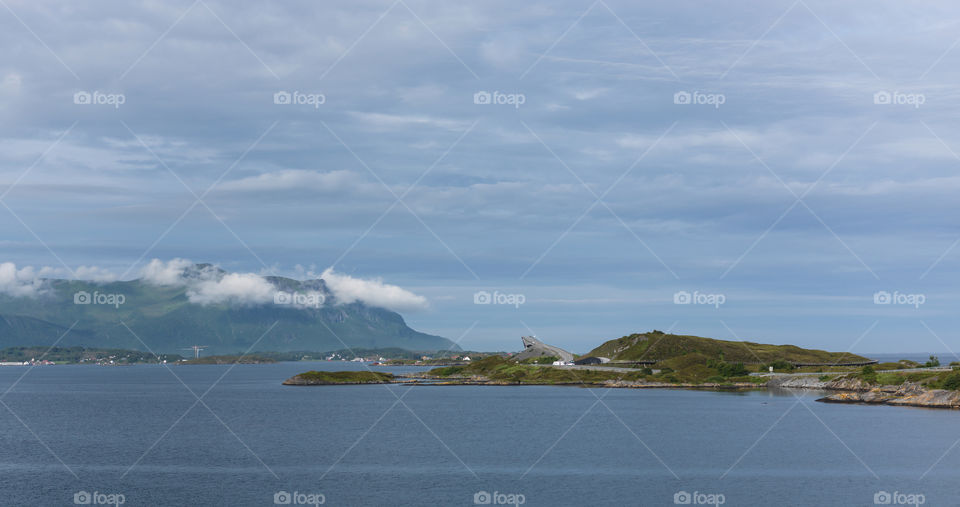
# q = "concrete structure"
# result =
<box><xmin>573</xmin><ymin>356</ymin><xmax>611</xmax><ymax>366</ymax></box>
<box><xmin>514</xmin><ymin>336</ymin><xmax>574</xmax><ymax>363</ymax></box>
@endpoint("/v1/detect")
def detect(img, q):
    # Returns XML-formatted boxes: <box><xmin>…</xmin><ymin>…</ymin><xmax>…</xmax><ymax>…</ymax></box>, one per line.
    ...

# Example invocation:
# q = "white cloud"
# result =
<box><xmin>321</xmin><ymin>268</ymin><xmax>429</xmax><ymax>312</ymax></box>
<box><xmin>74</xmin><ymin>265</ymin><xmax>118</xmax><ymax>282</ymax></box>
<box><xmin>216</xmin><ymin>169</ymin><xmax>366</xmax><ymax>193</ymax></box>
<box><xmin>0</xmin><ymin>262</ymin><xmax>45</xmax><ymax>298</ymax></box>
<box><xmin>349</xmin><ymin>111</ymin><xmax>469</xmax><ymax>131</ymax></box>
<box><xmin>186</xmin><ymin>272</ymin><xmax>277</xmax><ymax>306</ymax></box>
<box><xmin>139</xmin><ymin>258</ymin><xmax>194</xmax><ymax>285</ymax></box>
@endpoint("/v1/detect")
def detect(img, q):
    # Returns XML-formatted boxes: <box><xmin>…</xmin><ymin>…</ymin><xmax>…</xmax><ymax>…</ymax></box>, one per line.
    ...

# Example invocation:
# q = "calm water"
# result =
<box><xmin>1</xmin><ymin>362</ymin><xmax>958</xmax><ymax>506</ymax></box>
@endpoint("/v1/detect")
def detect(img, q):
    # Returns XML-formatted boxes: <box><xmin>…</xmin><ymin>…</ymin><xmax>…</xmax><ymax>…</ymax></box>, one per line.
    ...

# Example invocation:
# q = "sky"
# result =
<box><xmin>2</xmin><ymin>0</ymin><xmax>960</xmax><ymax>355</ymax></box>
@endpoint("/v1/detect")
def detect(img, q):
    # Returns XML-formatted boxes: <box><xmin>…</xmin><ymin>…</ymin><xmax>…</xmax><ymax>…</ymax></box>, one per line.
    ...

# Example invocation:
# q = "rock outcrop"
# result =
<box><xmin>817</xmin><ymin>381</ymin><xmax>960</xmax><ymax>409</ymax></box>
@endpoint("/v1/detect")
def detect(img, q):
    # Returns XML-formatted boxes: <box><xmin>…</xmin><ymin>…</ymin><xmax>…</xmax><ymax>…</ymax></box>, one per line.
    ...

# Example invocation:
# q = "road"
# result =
<box><xmin>750</xmin><ymin>366</ymin><xmax>952</xmax><ymax>377</ymax></box>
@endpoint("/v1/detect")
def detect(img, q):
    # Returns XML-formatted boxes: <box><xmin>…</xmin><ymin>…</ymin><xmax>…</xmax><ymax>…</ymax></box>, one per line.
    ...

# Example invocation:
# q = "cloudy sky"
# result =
<box><xmin>2</xmin><ymin>0</ymin><xmax>960</xmax><ymax>354</ymax></box>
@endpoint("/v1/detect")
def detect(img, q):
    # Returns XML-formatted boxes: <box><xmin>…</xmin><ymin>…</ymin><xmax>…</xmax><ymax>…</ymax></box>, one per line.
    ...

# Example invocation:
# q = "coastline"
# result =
<box><xmin>283</xmin><ymin>369</ymin><xmax>960</xmax><ymax>410</ymax></box>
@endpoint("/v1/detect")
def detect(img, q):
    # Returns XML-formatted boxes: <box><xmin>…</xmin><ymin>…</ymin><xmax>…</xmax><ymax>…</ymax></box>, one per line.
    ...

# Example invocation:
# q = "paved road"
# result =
<box><xmin>750</xmin><ymin>366</ymin><xmax>952</xmax><ymax>377</ymax></box>
<box><xmin>531</xmin><ymin>364</ymin><xmax>656</xmax><ymax>373</ymax></box>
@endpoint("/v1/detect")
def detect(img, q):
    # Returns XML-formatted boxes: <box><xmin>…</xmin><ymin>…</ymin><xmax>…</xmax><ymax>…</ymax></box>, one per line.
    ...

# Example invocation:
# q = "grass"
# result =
<box><xmin>426</xmin><ymin>356</ymin><xmax>766</xmax><ymax>386</ymax></box>
<box><xmin>289</xmin><ymin>371</ymin><xmax>394</xmax><ymax>384</ymax></box>
<box><xmin>584</xmin><ymin>330</ymin><xmax>869</xmax><ymax>365</ymax></box>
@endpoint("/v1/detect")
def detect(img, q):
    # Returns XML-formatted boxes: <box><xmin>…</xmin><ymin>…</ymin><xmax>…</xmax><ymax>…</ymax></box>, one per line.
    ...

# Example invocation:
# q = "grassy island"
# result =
<box><xmin>283</xmin><ymin>370</ymin><xmax>395</xmax><ymax>385</ymax></box>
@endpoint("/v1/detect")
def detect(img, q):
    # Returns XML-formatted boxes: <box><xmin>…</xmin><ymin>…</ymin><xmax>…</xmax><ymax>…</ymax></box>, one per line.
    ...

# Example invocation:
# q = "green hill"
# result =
<box><xmin>0</xmin><ymin>266</ymin><xmax>454</xmax><ymax>355</ymax></box>
<box><xmin>584</xmin><ymin>330</ymin><xmax>868</xmax><ymax>365</ymax></box>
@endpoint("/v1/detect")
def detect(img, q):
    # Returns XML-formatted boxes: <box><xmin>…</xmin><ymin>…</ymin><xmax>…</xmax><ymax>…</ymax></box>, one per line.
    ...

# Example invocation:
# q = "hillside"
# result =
<box><xmin>583</xmin><ymin>330</ymin><xmax>869</xmax><ymax>365</ymax></box>
<box><xmin>0</xmin><ymin>266</ymin><xmax>454</xmax><ymax>354</ymax></box>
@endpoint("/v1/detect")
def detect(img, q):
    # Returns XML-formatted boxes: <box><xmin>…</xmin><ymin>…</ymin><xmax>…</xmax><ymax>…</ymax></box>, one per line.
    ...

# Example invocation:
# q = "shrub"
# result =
<box><xmin>941</xmin><ymin>373</ymin><xmax>960</xmax><ymax>391</ymax></box>
<box><xmin>926</xmin><ymin>355</ymin><xmax>941</xmax><ymax>367</ymax></box>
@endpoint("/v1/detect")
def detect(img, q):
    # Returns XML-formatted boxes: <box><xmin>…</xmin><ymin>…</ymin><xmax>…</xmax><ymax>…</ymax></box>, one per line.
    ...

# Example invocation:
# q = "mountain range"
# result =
<box><xmin>0</xmin><ymin>264</ymin><xmax>455</xmax><ymax>354</ymax></box>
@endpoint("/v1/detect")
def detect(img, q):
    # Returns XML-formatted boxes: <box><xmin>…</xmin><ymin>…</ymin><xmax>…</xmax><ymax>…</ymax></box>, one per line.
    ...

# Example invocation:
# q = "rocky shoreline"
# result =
<box><xmin>767</xmin><ymin>375</ymin><xmax>960</xmax><ymax>409</ymax></box>
<box><xmin>283</xmin><ymin>369</ymin><xmax>960</xmax><ymax>409</ymax></box>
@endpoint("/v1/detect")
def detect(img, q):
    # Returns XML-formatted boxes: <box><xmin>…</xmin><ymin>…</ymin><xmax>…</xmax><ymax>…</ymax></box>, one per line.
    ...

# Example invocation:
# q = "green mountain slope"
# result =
<box><xmin>0</xmin><ymin>269</ymin><xmax>454</xmax><ymax>354</ymax></box>
<box><xmin>584</xmin><ymin>330</ymin><xmax>868</xmax><ymax>364</ymax></box>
